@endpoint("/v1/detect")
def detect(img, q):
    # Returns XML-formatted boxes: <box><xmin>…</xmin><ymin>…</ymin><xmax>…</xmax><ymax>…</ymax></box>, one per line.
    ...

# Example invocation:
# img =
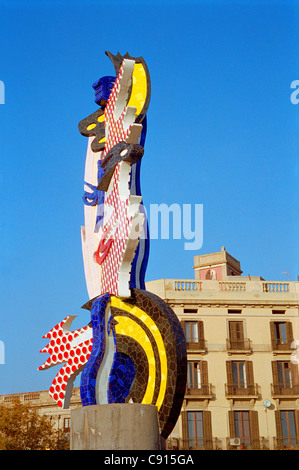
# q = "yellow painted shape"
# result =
<box><xmin>86</xmin><ymin>123</ymin><xmax>96</xmax><ymax>131</ymax></box>
<box><xmin>111</xmin><ymin>296</ymin><xmax>167</xmax><ymax>411</ymax></box>
<box><xmin>114</xmin><ymin>315</ymin><xmax>155</xmax><ymax>404</ymax></box>
<box><xmin>97</xmin><ymin>114</ymin><xmax>105</xmax><ymax>122</ymax></box>
<box><xmin>127</xmin><ymin>63</ymin><xmax>147</xmax><ymax>119</ymax></box>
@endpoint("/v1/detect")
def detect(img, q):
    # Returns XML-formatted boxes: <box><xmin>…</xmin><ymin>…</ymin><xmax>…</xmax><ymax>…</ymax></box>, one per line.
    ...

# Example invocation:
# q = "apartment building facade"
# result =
<box><xmin>1</xmin><ymin>247</ymin><xmax>298</xmax><ymax>450</ymax></box>
<box><xmin>146</xmin><ymin>247</ymin><xmax>299</xmax><ymax>450</ymax></box>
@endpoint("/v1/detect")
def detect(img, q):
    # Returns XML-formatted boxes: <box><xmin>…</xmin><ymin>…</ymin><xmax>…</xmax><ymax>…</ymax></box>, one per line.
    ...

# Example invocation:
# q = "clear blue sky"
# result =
<box><xmin>0</xmin><ymin>0</ymin><xmax>298</xmax><ymax>394</ymax></box>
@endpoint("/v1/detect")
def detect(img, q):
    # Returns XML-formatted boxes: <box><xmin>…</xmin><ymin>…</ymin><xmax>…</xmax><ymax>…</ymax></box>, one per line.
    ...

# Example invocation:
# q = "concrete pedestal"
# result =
<box><xmin>70</xmin><ymin>404</ymin><xmax>163</xmax><ymax>450</ymax></box>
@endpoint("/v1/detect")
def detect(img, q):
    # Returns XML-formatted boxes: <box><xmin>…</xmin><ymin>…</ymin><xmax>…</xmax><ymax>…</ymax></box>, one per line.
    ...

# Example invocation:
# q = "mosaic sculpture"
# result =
<box><xmin>39</xmin><ymin>51</ymin><xmax>187</xmax><ymax>439</ymax></box>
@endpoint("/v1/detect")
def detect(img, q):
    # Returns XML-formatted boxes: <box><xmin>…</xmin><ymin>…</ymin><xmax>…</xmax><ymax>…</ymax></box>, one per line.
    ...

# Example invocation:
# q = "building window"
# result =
<box><xmin>275</xmin><ymin>322</ymin><xmax>287</xmax><ymax>344</ymax></box>
<box><xmin>275</xmin><ymin>410</ymin><xmax>299</xmax><ymax>449</ymax></box>
<box><xmin>228</xmin><ymin>410</ymin><xmax>260</xmax><ymax>449</ymax></box>
<box><xmin>205</xmin><ymin>269</ymin><xmax>216</xmax><ymax>280</ymax></box>
<box><xmin>277</xmin><ymin>362</ymin><xmax>292</xmax><ymax>388</ymax></box>
<box><xmin>271</xmin><ymin>361</ymin><xmax>299</xmax><ymax>396</ymax></box>
<box><xmin>187</xmin><ymin>411</ymin><xmax>204</xmax><ymax>449</ymax></box>
<box><xmin>187</xmin><ymin>362</ymin><xmax>202</xmax><ymax>389</ymax></box>
<box><xmin>228</xmin><ymin>309</ymin><xmax>242</xmax><ymax>314</ymax></box>
<box><xmin>181</xmin><ymin>410</ymin><xmax>213</xmax><ymax>450</ymax></box>
<box><xmin>227</xmin><ymin>321</ymin><xmax>250</xmax><ymax>351</ymax></box>
<box><xmin>229</xmin><ymin>321</ymin><xmax>244</xmax><ymax>342</ymax></box>
<box><xmin>234</xmin><ymin>411</ymin><xmax>251</xmax><ymax>448</ymax></box>
<box><xmin>181</xmin><ymin>320</ymin><xmax>205</xmax><ymax>350</ymax></box>
<box><xmin>270</xmin><ymin>321</ymin><xmax>294</xmax><ymax>351</ymax></box>
<box><xmin>186</xmin><ymin>361</ymin><xmax>211</xmax><ymax>396</ymax></box>
<box><xmin>183</xmin><ymin>309</ymin><xmax>198</xmax><ymax>314</ymax></box>
<box><xmin>185</xmin><ymin>321</ymin><xmax>198</xmax><ymax>343</ymax></box>
<box><xmin>64</xmin><ymin>417</ymin><xmax>71</xmax><ymax>432</ymax></box>
<box><xmin>280</xmin><ymin>411</ymin><xmax>297</xmax><ymax>447</ymax></box>
<box><xmin>232</xmin><ymin>361</ymin><xmax>247</xmax><ymax>388</ymax></box>
<box><xmin>272</xmin><ymin>309</ymin><xmax>286</xmax><ymax>315</ymax></box>
<box><xmin>226</xmin><ymin>361</ymin><xmax>256</xmax><ymax>396</ymax></box>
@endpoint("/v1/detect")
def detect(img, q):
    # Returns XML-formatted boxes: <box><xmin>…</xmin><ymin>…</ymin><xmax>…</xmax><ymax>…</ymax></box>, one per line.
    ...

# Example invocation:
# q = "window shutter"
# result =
<box><xmin>271</xmin><ymin>361</ymin><xmax>279</xmax><ymax>384</ymax></box>
<box><xmin>226</xmin><ymin>361</ymin><xmax>233</xmax><ymax>385</ymax></box>
<box><xmin>229</xmin><ymin>321</ymin><xmax>244</xmax><ymax>341</ymax></box>
<box><xmin>198</xmin><ymin>321</ymin><xmax>204</xmax><ymax>340</ymax></box>
<box><xmin>181</xmin><ymin>411</ymin><xmax>188</xmax><ymax>442</ymax></box>
<box><xmin>270</xmin><ymin>322</ymin><xmax>276</xmax><ymax>349</ymax></box>
<box><xmin>249</xmin><ymin>411</ymin><xmax>260</xmax><ymax>449</ymax></box>
<box><xmin>271</xmin><ymin>361</ymin><xmax>279</xmax><ymax>395</ymax></box>
<box><xmin>229</xmin><ymin>321</ymin><xmax>235</xmax><ymax>340</ymax></box>
<box><xmin>275</xmin><ymin>410</ymin><xmax>283</xmax><ymax>441</ymax></box>
<box><xmin>203</xmin><ymin>411</ymin><xmax>213</xmax><ymax>450</ymax></box>
<box><xmin>286</xmin><ymin>322</ymin><xmax>294</xmax><ymax>344</ymax></box>
<box><xmin>236</xmin><ymin>321</ymin><xmax>244</xmax><ymax>340</ymax></box>
<box><xmin>290</xmin><ymin>362</ymin><xmax>299</xmax><ymax>386</ymax></box>
<box><xmin>201</xmin><ymin>361</ymin><xmax>208</xmax><ymax>385</ymax></box>
<box><xmin>245</xmin><ymin>361</ymin><xmax>254</xmax><ymax>386</ymax></box>
<box><xmin>228</xmin><ymin>411</ymin><xmax>235</xmax><ymax>437</ymax></box>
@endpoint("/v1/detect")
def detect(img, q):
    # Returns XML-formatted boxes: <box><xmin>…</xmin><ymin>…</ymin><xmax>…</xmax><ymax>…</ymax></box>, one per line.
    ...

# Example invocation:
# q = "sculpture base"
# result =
<box><xmin>70</xmin><ymin>403</ymin><xmax>164</xmax><ymax>450</ymax></box>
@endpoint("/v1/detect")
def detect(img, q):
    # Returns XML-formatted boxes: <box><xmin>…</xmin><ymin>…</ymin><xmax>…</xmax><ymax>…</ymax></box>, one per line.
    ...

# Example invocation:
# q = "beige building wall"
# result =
<box><xmin>146</xmin><ymin>248</ymin><xmax>299</xmax><ymax>450</ymax></box>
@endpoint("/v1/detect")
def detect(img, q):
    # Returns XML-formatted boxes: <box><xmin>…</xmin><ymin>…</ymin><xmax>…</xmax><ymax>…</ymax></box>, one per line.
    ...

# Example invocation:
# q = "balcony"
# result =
<box><xmin>271</xmin><ymin>383</ymin><xmax>299</xmax><ymax>398</ymax></box>
<box><xmin>174</xmin><ymin>280</ymin><xmax>202</xmax><ymax>292</ymax></box>
<box><xmin>186</xmin><ymin>339</ymin><xmax>206</xmax><ymax>353</ymax></box>
<box><xmin>263</xmin><ymin>282</ymin><xmax>290</xmax><ymax>293</ymax></box>
<box><xmin>219</xmin><ymin>281</ymin><xmax>246</xmax><ymax>292</ymax></box>
<box><xmin>166</xmin><ymin>437</ymin><xmax>268</xmax><ymax>450</ymax></box>
<box><xmin>146</xmin><ymin>279</ymin><xmax>299</xmax><ymax>305</ymax></box>
<box><xmin>185</xmin><ymin>383</ymin><xmax>213</xmax><ymax>399</ymax></box>
<box><xmin>271</xmin><ymin>340</ymin><xmax>294</xmax><ymax>353</ymax></box>
<box><xmin>227</xmin><ymin>437</ymin><xmax>269</xmax><ymax>450</ymax></box>
<box><xmin>225</xmin><ymin>383</ymin><xmax>259</xmax><ymax>399</ymax></box>
<box><xmin>273</xmin><ymin>437</ymin><xmax>299</xmax><ymax>450</ymax></box>
<box><xmin>170</xmin><ymin>438</ymin><xmax>221</xmax><ymax>450</ymax></box>
<box><xmin>226</xmin><ymin>338</ymin><xmax>252</xmax><ymax>354</ymax></box>
<box><xmin>170</xmin><ymin>279</ymin><xmax>297</xmax><ymax>294</ymax></box>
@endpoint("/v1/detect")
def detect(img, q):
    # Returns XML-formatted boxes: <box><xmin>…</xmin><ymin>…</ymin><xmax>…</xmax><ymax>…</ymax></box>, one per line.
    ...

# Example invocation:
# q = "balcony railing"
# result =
<box><xmin>166</xmin><ymin>437</ymin><xmax>268</xmax><ymax>450</ymax></box>
<box><xmin>227</xmin><ymin>437</ymin><xmax>269</xmax><ymax>450</ymax></box>
<box><xmin>225</xmin><ymin>383</ymin><xmax>259</xmax><ymax>398</ymax></box>
<box><xmin>274</xmin><ymin>437</ymin><xmax>299</xmax><ymax>450</ymax></box>
<box><xmin>186</xmin><ymin>339</ymin><xmax>206</xmax><ymax>351</ymax></box>
<box><xmin>271</xmin><ymin>383</ymin><xmax>299</xmax><ymax>397</ymax></box>
<box><xmin>186</xmin><ymin>383</ymin><xmax>213</xmax><ymax>398</ymax></box>
<box><xmin>271</xmin><ymin>339</ymin><xmax>294</xmax><ymax>352</ymax></box>
<box><xmin>172</xmin><ymin>438</ymin><xmax>220</xmax><ymax>450</ymax></box>
<box><xmin>226</xmin><ymin>338</ymin><xmax>252</xmax><ymax>353</ymax></box>
<box><xmin>163</xmin><ymin>279</ymin><xmax>297</xmax><ymax>295</ymax></box>
<box><xmin>263</xmin><ymin>282</ymin><xmax>289</xmax><ymax>293</ymax></box>
<box><xmin>219</xmin><ymin>281</ymin><xmax>246</xmax><ymax>292</ymax></box>
<box><xmin>174</xmin><ymin>280</ymin><xmax>202</xmax><ymax>292</ymax></box>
